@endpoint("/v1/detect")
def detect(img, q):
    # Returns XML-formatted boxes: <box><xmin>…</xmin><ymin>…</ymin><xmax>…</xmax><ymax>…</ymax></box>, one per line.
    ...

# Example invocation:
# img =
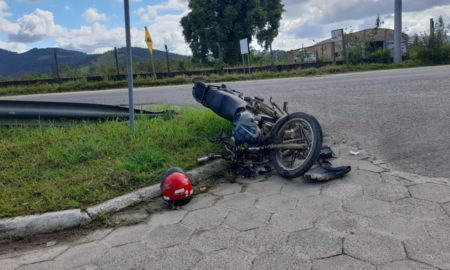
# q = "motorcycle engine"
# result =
<box><xmin>232</xmin><ymin>111</ymin><xmax>262</xmax><ymax>145</ymax></box>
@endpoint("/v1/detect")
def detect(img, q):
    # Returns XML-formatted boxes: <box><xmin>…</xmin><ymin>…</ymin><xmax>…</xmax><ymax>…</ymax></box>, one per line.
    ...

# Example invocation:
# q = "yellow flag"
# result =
<box><xmin>144</xmin><ymin>26</ymin><xmax>153</xmax><ymax>55</ymax></box>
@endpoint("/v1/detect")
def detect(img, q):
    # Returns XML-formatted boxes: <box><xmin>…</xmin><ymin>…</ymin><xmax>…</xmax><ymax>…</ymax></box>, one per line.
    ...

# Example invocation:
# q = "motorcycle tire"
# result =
<box><xmin>270</xmin><ymin>112</ymin><xmax>323</xmax><ymax>179</ymax></box>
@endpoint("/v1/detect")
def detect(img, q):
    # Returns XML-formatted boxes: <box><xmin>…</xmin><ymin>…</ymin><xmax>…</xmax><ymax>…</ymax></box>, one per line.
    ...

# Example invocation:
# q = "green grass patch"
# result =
<box><xmin>0</xmin><ymin>61</ymin><xmax>424</xmax><ymax>97</ymax></box>
<box><xmin>0</xmin><ymin>107</ymin><xmax>230</xmax><ymax>218</ymax></box>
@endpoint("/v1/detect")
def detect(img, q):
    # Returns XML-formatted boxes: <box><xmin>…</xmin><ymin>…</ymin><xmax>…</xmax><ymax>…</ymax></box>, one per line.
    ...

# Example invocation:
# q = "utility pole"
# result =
<box><xmin>114</xmin><ymin>47</ymin><xmax>120</xmax><ymax>76</ymax></box>
<box><xmin>123</xmin><ymin>0</ymin><xmax>135</xmax><ymax>132</ymax></box>
<box><xmin>394</xmin><ymin>0</ymin><xmax>402</xmax><ymax>63</ymax></box>
<box><xmin>53</xmin><ymin>48</ymin><xmax>60</xmax><ymax>80</ymax></box>
<box><xmin>164</xmin><ymin>44</ymin><xmax>170</xmax><ymax>73</ymax></box>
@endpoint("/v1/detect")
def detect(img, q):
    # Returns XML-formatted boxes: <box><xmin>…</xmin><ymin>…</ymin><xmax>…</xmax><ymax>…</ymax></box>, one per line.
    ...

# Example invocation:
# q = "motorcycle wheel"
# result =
<box><xmin>270</xmin><ymin>112</ymin><xmax>323</xmax><ymax>179</ymax></box>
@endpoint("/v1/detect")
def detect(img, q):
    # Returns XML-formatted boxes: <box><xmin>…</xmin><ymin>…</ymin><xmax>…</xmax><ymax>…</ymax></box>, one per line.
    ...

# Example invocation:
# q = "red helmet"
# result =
<box><xmin>161</xmin><ymin>167</ymin><xmax>193</xmax><ymax>206</ymax></box>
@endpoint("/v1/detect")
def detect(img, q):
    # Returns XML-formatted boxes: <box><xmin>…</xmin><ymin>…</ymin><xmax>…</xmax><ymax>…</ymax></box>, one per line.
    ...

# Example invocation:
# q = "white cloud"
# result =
<box><xmin>83</xmin><ymin>8</ymin><xmax>107</xmax><ymax>23</ymax></box>
<box><xmin>136</xmin><ymin>0</ymin><xmax>188</xmax><ymax>22</ymax></box>
<box><xmin>64</xmin><ymin>5</ymin><xmax>71</xmax><ymax>11</ymax></box>
<box><xmin>0</xmin><ymin>40</ymin><xmax>28</xmax><ymax>52</ymax></box>
<box><xmin>8</xmin><ymin>9</ymin><xmax>64</xmax><ymax>43</ymax></box>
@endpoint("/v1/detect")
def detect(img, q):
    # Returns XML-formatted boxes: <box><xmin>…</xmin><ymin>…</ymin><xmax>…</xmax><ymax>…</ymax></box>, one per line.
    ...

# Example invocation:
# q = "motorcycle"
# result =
<box><xmin>193</xmin><ymin>81</ymin><xmax>323</xmax><ymax>179</ymax></box>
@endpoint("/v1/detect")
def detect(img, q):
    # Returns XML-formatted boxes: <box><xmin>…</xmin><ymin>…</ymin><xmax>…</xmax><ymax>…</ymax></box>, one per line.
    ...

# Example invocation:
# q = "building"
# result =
<box><xmin>287</xmin><ymin>28</ymin><xmax>409</xmax><ymax>63</ymax></box>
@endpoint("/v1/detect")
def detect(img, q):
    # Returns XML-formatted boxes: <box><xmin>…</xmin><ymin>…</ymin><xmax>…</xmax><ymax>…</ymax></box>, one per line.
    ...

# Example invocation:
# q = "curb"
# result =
<box><xmin>0</xmin><ymin>159</ymin><xmax>228</xmax><ymax>240</ymax></box>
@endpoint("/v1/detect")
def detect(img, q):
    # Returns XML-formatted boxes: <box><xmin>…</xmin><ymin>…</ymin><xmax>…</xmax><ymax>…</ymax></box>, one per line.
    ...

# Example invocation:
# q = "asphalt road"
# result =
<box><xmin>2</xmin><ymin>65</ymin><xmax>450</xmax><ymax>178</ymax></box>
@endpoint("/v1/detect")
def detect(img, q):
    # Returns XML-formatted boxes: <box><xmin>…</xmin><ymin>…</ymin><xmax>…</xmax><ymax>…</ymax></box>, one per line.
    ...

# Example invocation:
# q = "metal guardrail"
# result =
<box><xmin>0</xmin><ymin>61</ymin><xmax>342</xmax><ymax>87</ymax></box>
<box><xmin>0</xmin><ymin>100</ymin><xmax>173</xmax><ymax>125</ymax></box>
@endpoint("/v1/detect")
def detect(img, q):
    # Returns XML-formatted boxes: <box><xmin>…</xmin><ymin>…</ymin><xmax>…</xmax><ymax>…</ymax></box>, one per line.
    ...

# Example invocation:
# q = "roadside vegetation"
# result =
<box><xmin>0</xmin><ymin>61</ymin><xmax>423</xmax><ymax>97</ymax></box>
<box><xmin>0</xmin><ymin>107</ymin><xmax>230</xmax><ymax>218</ymax></box>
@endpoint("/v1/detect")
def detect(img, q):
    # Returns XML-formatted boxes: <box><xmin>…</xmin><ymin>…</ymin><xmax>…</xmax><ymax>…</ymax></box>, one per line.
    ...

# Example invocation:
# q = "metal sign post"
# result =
<box><xmin>123</xmin><ymin>0</ymin><xmax>135</xmax><ymax>132</ymax></box>
<box><xmin>394</xmin><ymin>0</ymin><xmax>402</xmax><ymax>63</ymax></box>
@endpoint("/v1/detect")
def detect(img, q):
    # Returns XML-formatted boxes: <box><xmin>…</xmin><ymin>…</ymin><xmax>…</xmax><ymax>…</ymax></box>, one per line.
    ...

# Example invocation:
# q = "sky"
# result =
<box><xmin>0</xmin><ymin>0</ymin><xmax>449</xmax><ymax>55</ymax></box>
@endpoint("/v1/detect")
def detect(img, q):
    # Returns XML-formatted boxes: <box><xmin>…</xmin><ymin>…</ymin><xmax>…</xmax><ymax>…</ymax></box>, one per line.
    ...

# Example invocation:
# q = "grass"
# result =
<box><xmin>0</xmin><ymin>61</ymin><xmax>423</xmax><ymax>97</ymax></box>
<box><xmin>0</xmin><ymin>107</ymin><xmax>230</xmax><ymax>218</ymax></box>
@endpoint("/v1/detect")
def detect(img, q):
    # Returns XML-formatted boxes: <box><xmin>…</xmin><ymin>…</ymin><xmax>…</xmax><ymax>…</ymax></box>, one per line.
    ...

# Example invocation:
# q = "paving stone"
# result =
<box><xmin>424</xmin><ymin>220</ymin><xmax>450</xmax><ymax>241</ymax></box>
<box><xmin>342</xmin><ymin>169</ymin><xmax>383</xmax><ymax>185</ymax></box>
<box><xmin>287</xmin><ymin>228</ymin><xmax>342</xmax><ymax>259</ymax></box>
<box><xmin>270</xmin><ymin>208</ymin><xmax>318</xmax><ymax>232</ymax></box>
<box><xmin>443</xmin><ymin>202</ymin><xmax>450</xmax><ymax>217</ymax></box>
<box><xmin>9</xmin><ymin>245</ymin><xmax>68</xmax><ymax>266</ymax></box>
<box><xmin>16</xmin><ymin>261</ymin><xmax>60</xmax><ymax>270</ymax></box>
<box><xmin>369</xmin><ymin>214</ymin><xmax>428</xmax><ymax>239</ymax></box>
<box><xmin>245</xmin><ymin>180</ymin><xmax>282</xmax><ymax>196</ymax></box>
<box><xmin>280</xmin><ymin>180</ymin><xmax>322</xmax><ymax>198</ymax></box>
<box><xmin>53</xmin><ymin>242</ymin><xmax>109</xmax><ymax>270</ymax></box>
<box><xmin>209</xmin><ymin>183</ymin><xmax>242</xmax><ymax>196</ymax></box>
<box><xmin>189</xmin><ymin>226</ymin><xmax>239</xmax><ymax>253</ymax></box>
<box><xmin>312</xmin><ymin>255</ymin><xmax>376</xmax><ymax>270</ymax></box>
<box><xmin>73</xmin><ymin>265</ymin><xmax>98</xmax><ymax>270</ymax></box>
<box><xmin>76</xmin><ymin>228</ymin><xmax>113</xmax><ymax>244</ymax></box>
<box><xmin>181</xmin><ymin>207</ymin><xmax>228</xmax><ymax>230</ymax></box>
<box><xmin>251</xmin><ymin>252</ymin><xmax>311</xmax><ymax>270</ymax></box>
<box><xmin>381</xmin><ymin>174</ymin><xmax>415</xmax><ymax>186</ymax></box>
<box><xmin>103</xmin><ymin>224</ymin><xmax>150</xmax><ymax>247</ymax></box>
<box><xmin>0</xmin><ymin>259</ymin><xmax>19</xmax><ymax>270</ymax></box>
<box><xmin>225</xmin><ymin>208</ymin><xmax>270</xmax><ymax>231</ymax></box>
<box><xmin>343</xmin><ymin>197</ymin><xmax>391</xmax><ymax>217</ymax></box>
<box><xmin>192</xmin><ymin>249</ymin><xmax>254</xmax><ymax>270</ymax></box>
<box><xmin>404</xmin><ymin>238</ymin><xmax>450</xmax><ymax>270</ymax></box>
<box><xmin>357</xmin><ymin>160</ymin><xmax>385</xmax><ymax>173</ymax></box>
<box><xmin>408</xmin><ymin>183</ymin><xmax>450</xmax><ymax>203</ymax></box>
<box><xmin>316</xmin><ymin>211</ymin><xmax>370</xmax><ymax>237</ymax></box>
<box><xmin>182</xmin><ymin>193</ymin><xmax>218</xmax><ymax>211</ymax></box>
<box><xmin>297</xmin><ymin>195</ymin><xmax>342</xmax><ymax>218</ymax></box>
<box><xmin>255</xmin><ymin>194</ymin><xmax>298</xmax><ymax>213</ymax></box>
<box><xmin>235</xmin><ymin>225</ymin><xmax>288</xmax><ymax>254</ymax></box>
<box><xmin>96</xmin><ymin>242</ymin><xmax>159</xmax><ymax>270</ymax></box>
<box><xmin>390</xmin><ymin>198</ymin><xmax>448</xmax><ymax>220</ymax></box>
<box><xmin>215</xmin><ymin>193</ymin><xmax>257</xmax><ymax>210</ymax></box>
<box><xmin>344</xmin><ymin>232</ymin><xmax>405</xmax><ymax>265</ymax></box>
<box><xmin>147</xmin><ymin>209</ymin><xmax>187</xmax><ymax>227</ymax></box>
<box><xmin>152</xmin><ymin>245</ymin><xmax>203</xmax><ymax>270</ymax></box>
<box><xmin>322</xmin><ymin>182</ymin><xmax>363</xmax><ymax>199</ymax></box>
<box><xmin>364</xmin><ymin>183</ymin><xmax>410</xmax><ymax>202</ymax></box>
<box><xmin>379</xmin><ymin>260</ymin><xmax>438</xmax><ymax>270</ymax></box>
<box><xmin>143</xmin><ymin>223</ymin><xmax>193</xmax><ymax>249</ymax></box>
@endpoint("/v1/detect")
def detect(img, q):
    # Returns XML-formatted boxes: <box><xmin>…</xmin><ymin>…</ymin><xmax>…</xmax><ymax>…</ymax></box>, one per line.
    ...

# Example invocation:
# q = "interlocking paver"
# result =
<box><xmin>408</xmin><ymin>183</ymin><xmax>450</xmax><ymax>203</ymax></box>
<box><xmin>209</xmin><ymin>183</ymin><xmax>242</xmax><ymax>196</ymax></box>
<box><xmin>182</xmin><ymin>193</ymin><xmax>218</xmax><ymax>211</ymax></box>
<box><xmin>379</xmin><ymin>260</ymin><xmax>437</xmax><ymax>270</ymax></box>
<box><xmin>343</xmin><ymin>196</ymin><xmax>391</xmax><ymax>217</ymax></box>
<box><xmin>181</xmin><ymin>206</ymin><xmax>228</xmax><ymax>230</ymax></box>
<box><xmin>298</xmin><ymin>195</ymin><xmax>342</xmax><ymax>217</ymax></box>
<box><xmin>442</xmin><ymin>202</ymin><xmax>450</xmax><ymax>217</ymax></box>
<box><xmin>4</xmin><ymin>245</ymin><xmax>68</xmax><ymax>267</ymax></box>
<box><xmin>390</xmin><ymin>197</ymin><xmax>448</xmax><ymax>220</ymax></box>
<box><xmin>404</xmin><ymin>238</ymin><xmax>450</xmax><ymax>269</ymax></box>
<box><xmin>225</xmin><ymin>208</ymin><xmax>270</xmax><ymax>231</ymax></box>
<box><xmin>357</xmin><ymin>160</ymin><xmax>385</xmax><ymax>173</ymax></box>
<box><xmin>368</xmin><ymin>214</ymin><xmax>428</xmax><ymax>239</ymax></box>
<box><xmin>143</xmin><ymin>223</ymin><xmax>193</xmax><ymax>249</ymax></box>
<box><xmin>251</xmin><ymin>252</ymin><xmax>311</xmax><ymax>270</ymax></box>
<box><xmin>255</xmin><ymin>194</ymin><xmax>297</xmax><ymax>213</ymax></box>
<box><xmin>364</xmin><ymin>183</ymin><xmax>410</xmax><ymax>202</ymax></box>
<box><xmin>287</xmin><ymin>228</ymin><xmax>342</xmax><ymax>259</ymax></box>
<box><xmin>53</xmin><ymin>241</ymin><xmax>109</xmax><ymax>270</ymax></box>
<box><xmin>96</xmin><ymin>242</ymin><xmax>158</xmax><ymax>270</ymax></box>
<box><xmin>344</xmin><ymin>232</ymin><xmax>405</xmax><ymax>265</ymax></box>
<box><xmin>245</xmin><ymin>180</ymin><xmax>282</xmax><ymax>196</ymax></box>
<box><xmin>424</xmin><ymin>220</ymin><xmax>450</xmax><ymax>241</ymax></box>
<box><xmin>343</xmin><ymin>169</ymin><xmax>383</xmax><ymax>185</ymax></box>
<box><xmin>192</xmin><ymin>249</ymin><xmax>254</xmax><ymax>270</ymax></box>
<box><xmin>270</xmin><ymin>208</ymin><xmax>318</xmax><ymax>232</ymax></box>
<box><xmin>322</xmin><ymin>182</ymin><xmax>363</xmax><ymax>199</ymax></box>
<box><xmin>235</xmin><ymin>225</ymin><xmax>288</xmax><ymax>254</ymax></box>
<box><xmin>0</xmin><ymin>259</ymin><xmax>19</xmax><ymax>270</ymax></box>
<box><xmin>312</xmin><ymin>255</ymin><xmax>376</xmax><ymax>270</ymax></box>
<box><xmin>147</xmin><ymin>209</ymin><xmax>187</xmax><ymax>227</ymax></box>
<box><xmin>103</xmin><ymin>224</ymin><xmax>151</xmax><ymax>247</ymax></box>
<box><xmin>280</xmin><ymin>181</ymin><xmax>322</xmax><ymax>198</ymax></box>
<box><xmin>189</xmin><ymin>226</ymin><xmax>239</xmax><ymax>253</ymax></box>
<box><xmin>215</xmin><ymin>193</ymin><xmax>256</xmax><ymax>209</ymax></box>
<box><xmin>152</xmin><ymin>245</ymin><xmax>203</xmax><ymax>270</ymax></box>
<box><xmin>315</xmin><ymin>211</ymin><xmax>370</xmax><ymax>237</ymax></box>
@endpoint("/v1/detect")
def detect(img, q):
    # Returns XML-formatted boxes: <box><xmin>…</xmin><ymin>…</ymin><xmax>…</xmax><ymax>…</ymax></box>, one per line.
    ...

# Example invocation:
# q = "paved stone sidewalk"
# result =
<box><xmin>1</xmin><ymin>155</ymin><xmax>450</xmax><ymax>270</ymax></box>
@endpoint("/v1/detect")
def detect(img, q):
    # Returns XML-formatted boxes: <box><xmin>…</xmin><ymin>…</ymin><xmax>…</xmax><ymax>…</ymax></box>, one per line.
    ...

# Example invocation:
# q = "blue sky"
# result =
<box><xmin>0</xmin><ymin>0</ymin><xmax>449</xmax><ymax>55</ymax></box>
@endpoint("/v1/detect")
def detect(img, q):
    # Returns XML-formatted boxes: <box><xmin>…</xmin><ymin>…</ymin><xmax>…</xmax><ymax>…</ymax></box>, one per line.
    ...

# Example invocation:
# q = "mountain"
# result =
<box><xmin>0</xmin><ymin>47</ymin><xmax>188</xmax><ymax>79</ymax></box>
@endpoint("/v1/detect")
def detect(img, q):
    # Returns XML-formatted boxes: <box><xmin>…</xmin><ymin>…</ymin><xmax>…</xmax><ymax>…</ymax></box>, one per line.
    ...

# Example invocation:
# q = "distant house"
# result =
<box><xmin>287</xmin><ymin>28</ymin><xmax>409</xmax><ymax>63</ymax></box>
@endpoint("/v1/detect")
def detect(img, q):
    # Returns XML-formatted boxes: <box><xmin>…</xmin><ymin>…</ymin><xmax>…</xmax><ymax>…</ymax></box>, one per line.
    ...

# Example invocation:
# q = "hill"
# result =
<box><xmin>0</xmin><ymin>47</ymin><xmax>188</xmax><ymax>79</ymax></box>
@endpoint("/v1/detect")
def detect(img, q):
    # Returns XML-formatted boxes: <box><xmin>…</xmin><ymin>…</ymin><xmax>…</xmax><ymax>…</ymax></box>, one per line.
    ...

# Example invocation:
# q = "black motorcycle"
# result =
<box><xmin>193</xmin><ymin>81</ymin><xmax>323</xmax><ymax>179</ymax></box>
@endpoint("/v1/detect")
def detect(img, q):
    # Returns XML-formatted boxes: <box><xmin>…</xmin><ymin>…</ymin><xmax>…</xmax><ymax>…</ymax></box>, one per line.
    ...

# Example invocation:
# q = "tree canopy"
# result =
<box><xmin>180</xmin><ymin>0</ymin><xmax>284</xmax><ymax>65</ymax></box>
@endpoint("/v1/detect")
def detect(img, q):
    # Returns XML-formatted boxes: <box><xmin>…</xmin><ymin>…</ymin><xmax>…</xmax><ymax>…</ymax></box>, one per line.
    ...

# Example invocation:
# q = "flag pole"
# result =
<box><xmin>145</xmin><ymin>26</ymin><xmax>157</xmax><ymax>79</ymax></box>
<box><xmin>124</xmin><ymin>0</ymin><xmax>135</xmax><ymax>132</ymax></box>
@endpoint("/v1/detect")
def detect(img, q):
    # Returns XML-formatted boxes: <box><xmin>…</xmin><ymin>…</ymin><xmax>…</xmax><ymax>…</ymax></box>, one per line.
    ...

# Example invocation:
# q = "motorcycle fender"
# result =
<box><xmin>267</xmin><ymin>114</ymin><xmax>290</xmax><ymax>140</ymax></box>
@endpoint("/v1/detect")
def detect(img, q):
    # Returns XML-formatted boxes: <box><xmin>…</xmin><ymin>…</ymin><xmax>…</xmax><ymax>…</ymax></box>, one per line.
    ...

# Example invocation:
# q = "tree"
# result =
<box><xmin>180</xmin><ymin>0</ymin><xmax>283</xmax><ymax>65</ymax></box>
